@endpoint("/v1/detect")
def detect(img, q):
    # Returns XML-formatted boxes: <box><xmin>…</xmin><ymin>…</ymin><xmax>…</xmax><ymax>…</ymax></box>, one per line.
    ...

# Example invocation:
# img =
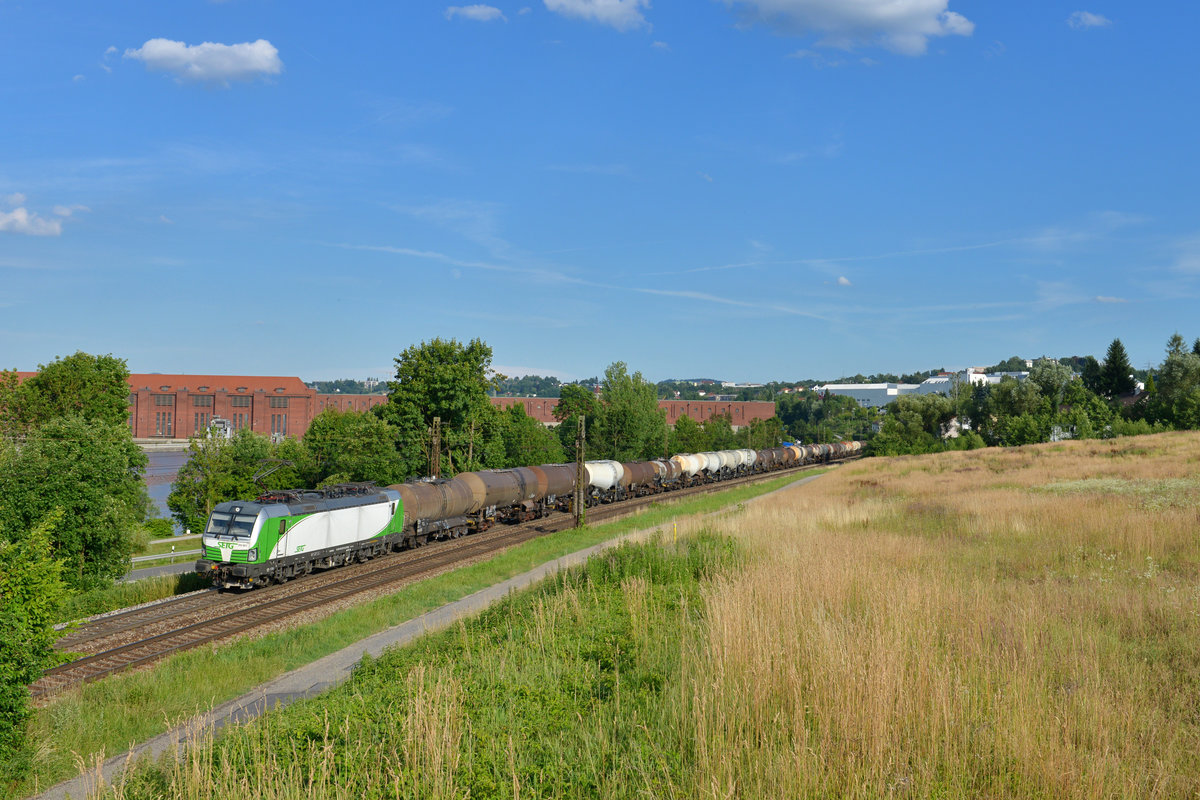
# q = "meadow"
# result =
<box><xmin>98</xmin><ymin>432</ymin><xmax>1200</xmax><ymax>799</ymax></box>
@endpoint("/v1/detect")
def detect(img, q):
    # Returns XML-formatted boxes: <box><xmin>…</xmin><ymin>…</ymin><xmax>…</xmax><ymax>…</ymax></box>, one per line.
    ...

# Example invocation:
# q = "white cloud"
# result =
<box><xmin>698</xmin><ymin>171</ymin><xmax>713</xmax><ymax>182</ymax></box>
<box><xmin>837</xmin><ymin>275</ymin><xmax>852</xmax><ymax>286</ymax></box>
<box><xmin>445</xmin><ymin>5</ymin><xmax>507</xmax><ymax>21</ymax></box>
<box><xmin>53</xmin><ymin>204</ymin><xmax>89</xmax><ymax>217</ymax></box>
<box><xmin>544</xmin><ymin>0</ymin><xmax>650</xmax><ymax>31</ymax></box>
<box><xmin>3</xmin><ymin>193</ymin><xmax>26</xmax><ymax>207</ymax></box>
<box><xmin>73</xmin><ymin>74</ymin><xmax>86</xmax><ymax>82</ymax></box>
<box><xmin>1094</xmin><ymin>296</ymin><xmax>1127</xmax><ymax>303</ymax></box>
<box><xmin>1068</xmin><ymin>11</ymin><xmax>1112</xmax><ymax>29</ymax></box>
<box><xmin>519</xmin><ymin>6</ymin><xmax>533</xmax><ymax>13</ymax></box>
<box><xmin>724</xmin><ymin>0</ymin><xmax>974</xmax><ymax>56</ymax></box>
<box><xmin>159</xmin><ymin>214</ymin><xmax>174</xmax><ymax>224</ymax></box>
<box><xmin>0</xmin><ymin>208</ymin><xmax>63</xmax><ymax>237</ymax></box>
<box><xmin>652</xmin><ymin>40</ymin><xmax>670</xmax><ymax>50</ymax></box>
<box><xmin>124</xmin><ymin>38</ymin><xmax>283</xmax><ymax>85</ymax></box>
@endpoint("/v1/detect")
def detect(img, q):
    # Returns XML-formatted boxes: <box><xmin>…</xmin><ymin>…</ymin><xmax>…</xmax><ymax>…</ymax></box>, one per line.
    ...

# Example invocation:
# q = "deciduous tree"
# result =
<box><xmin>593</xmin><ymin>362</ymin><xmax>667</xmax><ymax>461</ymax></box>
<box><xmin>377</xmin><ymin>338</ymin><xmax>503</xmax><ymax>477</ymax></box>
<box><xmin>303</xmin><ymin>408</ymin><xmax>404</xmax><ymax>486</ymax></box>
<box><xmin>0</xmin><ymin>417</ymin><xmax>148</xmax><ymax>589</ymax></box>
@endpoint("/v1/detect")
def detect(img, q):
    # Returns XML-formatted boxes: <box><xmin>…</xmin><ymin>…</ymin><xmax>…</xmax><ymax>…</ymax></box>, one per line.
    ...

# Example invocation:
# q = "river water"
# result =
<box><xmin>144</xmin><ymin>450</ymin><xmax>189</xmax><ymax>534</ymax></box>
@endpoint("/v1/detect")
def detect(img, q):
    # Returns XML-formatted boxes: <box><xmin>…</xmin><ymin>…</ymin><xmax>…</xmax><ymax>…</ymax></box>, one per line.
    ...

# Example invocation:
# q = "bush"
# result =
<box><xmin>0</xmin><ymin>514</ymin><xmax>67</xmax><ymax>775</ymax></box>
<box><xmin>143</xmin><ymin>518</ymin><xmax>175</xmax><ymax>539</ymax></box>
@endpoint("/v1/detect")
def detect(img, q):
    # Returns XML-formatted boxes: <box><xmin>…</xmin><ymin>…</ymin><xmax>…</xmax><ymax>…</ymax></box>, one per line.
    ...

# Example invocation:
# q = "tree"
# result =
<box><xmin>701</xmin><ymin>414</ymin><xmax>737</xmax><ymax>450</ymax></box>
<box><xmin>593</xmin><ymin>362</ymin><xmax>668</xmax><ymax>461</ymax></box>
<box><xmin>0</xmin><ymin>370</ymin><xmax>20</xmax><ymax>439</ymax></box>
<box><xmin>668</xmin><ymin>414</ymin><xmax>709</xmax><ymax>454</ymax></box>
<box><xmin>1166</xmin><ymin>333</ymin><xmax>1187</xmax><ymax>357</ymax></box>
<box><xmin>737</xmin><ymin>416</ymin><xmax>785</xmax><ymax>450</ymax></box>
<box><xmin>0</xmin><ymin>512</ymin><xmax>67</xmax><ymax>774</ymax></box>
<box><xmin>498</xmin><ymin>404</ymin><xmax>565</xmax><ymax>467</ymax></box>
<box><xmin>1193</xmin><ymin>338</ymin><xmax>1200</xmax><ymax>357</ymax></box>
<box><xmin>987</xmin><ymin>355</ymin><xmax>1028</xmax><ymax>373</ymax></box>
<box><xmin>0</xmin><ymin>417</ymin><xmax>148</xmax><ymax>590</ymax></box>
<box><xmin>303</xmin><ymin>408</ymin><xmax>404</xmax><ymax>486</ymax></box>
<box><xmin>377</xmin><ymin>338</ymin><xmax>503</xmax><ymax>477</ymax></box>
<box><xmin>14</xmin><ymin>352</ymin><xmax>133</xmax><ymax>431</ymax></box>
<box><xmin>1080</xmin><ymin>355</ymin><xmax>1103</xmax><ymax>395</ymax></box>
<box><xmin>168</xmin><ymin>429</ymin><xmax>306</xmax><ymax>535</ymax></box>
<box><xmin>1028</xmin><ymin>359</ymin><xmax>1075</xmax><ymax>410</ymax></box>
<box><xmin>1148</xmin><ymin>351</ymin><xmax>1200</xmax><ymax>429</ymax></box>
<box><xmin>1100</xmin><ymin>339</ymin><xmax>1136</xmax><ymax>398</ymax></box>
<box><xmin>553</xmin><ymin>384</ymin><xmax>601</xmax><ymax>423</ymax></box>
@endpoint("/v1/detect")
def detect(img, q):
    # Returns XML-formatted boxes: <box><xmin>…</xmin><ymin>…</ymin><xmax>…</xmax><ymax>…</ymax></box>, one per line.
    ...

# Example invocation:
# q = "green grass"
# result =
<box><xmin>6</xmin><ymin>469</ymin><xmax>825</xmax><ymax>800</ymax></box>
<box><xmin>133</xmin><ymin>536</ymin><xmax>201</xmax><ymax>559</ymax></box>
<box><xmin>57</xmin><ymin>573</ymin><xmax>211</xmax><ymax>625</ymax></box>
<box><xmin>109</xmin><ymin>534</ymin><xmax>738</xmax><ymax>799</ymax></box>
<box><xmin>1037</xmin><ymin>477</ymin><xmax>1200</xmax><ymax>510</ymax></box>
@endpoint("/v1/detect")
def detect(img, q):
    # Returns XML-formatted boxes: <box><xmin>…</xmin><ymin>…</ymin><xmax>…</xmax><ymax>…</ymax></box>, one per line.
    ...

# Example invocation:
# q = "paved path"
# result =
<box><xmin>120</xmin><ymin>562</ymin><xmax>196</xmax><ymax>583</ymax></box>
<box><xmin>31</xmin><ymin>472</ymin><xmax>824</xmax><ymax>800</ymax></box>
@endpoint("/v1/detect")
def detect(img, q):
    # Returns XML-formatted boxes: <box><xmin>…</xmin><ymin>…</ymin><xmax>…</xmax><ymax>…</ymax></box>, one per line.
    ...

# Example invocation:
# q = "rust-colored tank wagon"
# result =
<box><xmin>458</xmin><ymin>470</ymin><xmax>523</xmax><ymax>512</ymax></box>
<box><xmin>389</xmin><ymin>478</ymin><xmax>474</xmax><ymax>524</ymax></box>
<box><xmin>509</xmin><ymin>466</ymin><xmax>548</xmax><ymax>501</ymax></box>
<box><xmin>538</xmin><ymin>463</ymin><xmax>576</xmax><ymax>498</ymax></box>
<box><xmin>655</xmin><ymin>459</ymin><xmax>682</xmax><ymax>482</ymax></box>
<box><xmin>621</xmin><ymin>461</ymin><xmax>658</xmax><ymax>491</ymax></box>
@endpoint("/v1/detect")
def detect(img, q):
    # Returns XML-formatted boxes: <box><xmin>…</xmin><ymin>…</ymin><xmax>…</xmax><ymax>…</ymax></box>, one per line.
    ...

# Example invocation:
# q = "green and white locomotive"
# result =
<box><xmin>195</xmin><ymin>484</ymin><xmax>406</xmax><ymax>590</ymax></box>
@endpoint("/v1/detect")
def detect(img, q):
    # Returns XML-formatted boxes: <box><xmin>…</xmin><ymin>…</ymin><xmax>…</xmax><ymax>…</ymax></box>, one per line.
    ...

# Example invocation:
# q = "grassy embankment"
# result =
<box><xmin>97</xmin><ymin>432</ymin><xmax>1200</xmax><ymax>799</ymax></box>
<box><xmin>7</xmin><ymin>469</ymin><xmax>823</xmax><ymax>800</ymax></box>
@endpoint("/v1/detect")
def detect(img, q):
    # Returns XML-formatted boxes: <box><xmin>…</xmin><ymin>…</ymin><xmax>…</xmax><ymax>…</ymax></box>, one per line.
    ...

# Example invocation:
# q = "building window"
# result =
<box><xmin>193</xmin><ymin>395</ymin><xmax>213</xmax><ymax>407</ymax></box>
<box><xmin>230</xmin><ymin>396</ymin><xmax>251</xmax><ymax>408</ymax></box>
<box><xmin>153</xmin><ymin>394</ymin><xmax>175</xmax><ymax>406</ymax></box>
<box><xmin>155</xmin><ymin>411</ymin><xmax>173</xmax><ymax>436</ymax></box>
<box><xmin>269</xmin><ymin>397</ymin><xmax>289</xmax><ymax>408</ymax></box>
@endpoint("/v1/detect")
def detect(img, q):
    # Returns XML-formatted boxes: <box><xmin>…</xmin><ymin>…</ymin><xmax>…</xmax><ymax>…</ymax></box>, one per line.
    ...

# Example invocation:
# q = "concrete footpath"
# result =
<box><xmin>33</xmin><ymin>472</ymin><xmax>824</xmax><ymax>800</ymax></box>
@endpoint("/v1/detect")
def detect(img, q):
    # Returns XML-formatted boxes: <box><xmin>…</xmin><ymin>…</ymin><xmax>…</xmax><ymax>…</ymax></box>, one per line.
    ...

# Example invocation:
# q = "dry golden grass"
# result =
<box><xmin>685</xmin><ymin>432</ymin><xmax>1200</xmax><ymax>798</ymax></box>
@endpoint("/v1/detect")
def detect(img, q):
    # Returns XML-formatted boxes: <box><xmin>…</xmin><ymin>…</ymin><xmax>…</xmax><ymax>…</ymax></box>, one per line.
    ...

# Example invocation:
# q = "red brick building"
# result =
<box><xmin>491</xmin><ymin>396</ymin><xmax>775</xmax><ymax>430</ymax></box>
<box><xmin>12</xmin><ymin>373</ymin><xmax>386</xmax><ymax>441</ymax></box>
<box><xmin>15</xmin><ymin>372</ymin><xmax>775</xmax><ymax>439</ymax></box>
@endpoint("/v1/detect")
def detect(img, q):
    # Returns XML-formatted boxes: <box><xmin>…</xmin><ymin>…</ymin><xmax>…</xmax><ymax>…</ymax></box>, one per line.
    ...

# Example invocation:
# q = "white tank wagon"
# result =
<box><xmin>584</xmin><ymin>460</ymin><xmax>626</xmax><ymax>503</ymax></box>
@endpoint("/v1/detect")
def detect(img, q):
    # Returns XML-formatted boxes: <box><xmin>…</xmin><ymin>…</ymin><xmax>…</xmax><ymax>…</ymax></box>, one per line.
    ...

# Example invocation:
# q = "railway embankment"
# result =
<box><xmin>13</xmin><ymin>469</ymin><xmax>827</xmax><ymax>800</ymax></box>
<box><xmin>49</xmin><ymin>431</ymin><xmax>1200</xmax><ymax>800</ymax></box>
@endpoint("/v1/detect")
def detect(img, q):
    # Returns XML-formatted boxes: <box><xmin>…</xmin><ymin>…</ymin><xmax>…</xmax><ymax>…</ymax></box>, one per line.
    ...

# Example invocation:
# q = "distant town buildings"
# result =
<box><xmin>815</xmin><ymin>368</ymin><xmax>1034</xmax><ymax>408</ymax></box>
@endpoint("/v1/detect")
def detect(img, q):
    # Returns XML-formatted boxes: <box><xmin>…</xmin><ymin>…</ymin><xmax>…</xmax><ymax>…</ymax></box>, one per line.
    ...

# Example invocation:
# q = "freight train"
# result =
<box><xmin>195</xmin><ymin>441</ymin><xmax>862</xmax><ymax>590</ymax></box>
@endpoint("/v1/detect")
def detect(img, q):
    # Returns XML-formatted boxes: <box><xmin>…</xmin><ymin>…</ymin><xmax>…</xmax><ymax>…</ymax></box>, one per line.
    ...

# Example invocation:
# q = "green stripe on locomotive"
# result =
<box><xmin>200</xmin><ymin>488</ymin><xmax>405</xmax><ymax>568</ymax></box>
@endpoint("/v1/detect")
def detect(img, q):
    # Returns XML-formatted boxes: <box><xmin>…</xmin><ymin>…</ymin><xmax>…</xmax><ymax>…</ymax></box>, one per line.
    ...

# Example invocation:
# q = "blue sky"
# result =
<box><xmin>2</xmin><ymin>1</ymin><xmax>1197</xmax><ymax>383</ymax></box>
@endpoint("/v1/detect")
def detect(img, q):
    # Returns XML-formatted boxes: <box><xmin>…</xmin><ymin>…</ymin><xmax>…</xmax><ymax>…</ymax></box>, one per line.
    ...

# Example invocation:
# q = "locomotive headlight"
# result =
<box><xmin>248</xmin><ymin>548</ymin><xmax>258</xmax><ymax>561</ymax></box>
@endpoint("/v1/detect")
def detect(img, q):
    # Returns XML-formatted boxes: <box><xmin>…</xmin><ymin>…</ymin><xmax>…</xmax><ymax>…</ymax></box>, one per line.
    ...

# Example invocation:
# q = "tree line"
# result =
<box><xmin>869</xmin><ymin>335</ymin><xmax>1200</xmax><ymax>455</ymax></box>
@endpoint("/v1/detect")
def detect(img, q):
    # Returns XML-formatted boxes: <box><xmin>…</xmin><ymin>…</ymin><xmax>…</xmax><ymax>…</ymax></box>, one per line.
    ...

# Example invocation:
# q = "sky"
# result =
<box><xmin>2</xmin><ymin>1</ymin><xmax>1197</xmax><ymax>383</ymax></box>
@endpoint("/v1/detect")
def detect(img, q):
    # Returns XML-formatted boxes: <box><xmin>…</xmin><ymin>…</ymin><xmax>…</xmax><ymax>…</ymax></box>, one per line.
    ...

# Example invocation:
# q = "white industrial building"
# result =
<box><xmin>816</xmin><ymin>368</ymin><xmax>1032</xmax><ymax>408</ymax></box>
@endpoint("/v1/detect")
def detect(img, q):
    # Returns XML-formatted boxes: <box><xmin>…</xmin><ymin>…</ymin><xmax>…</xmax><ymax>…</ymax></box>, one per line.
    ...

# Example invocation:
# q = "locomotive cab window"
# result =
<box><xmin>206</xmin><ymin>512</ymin><xmax>257</xmax><ymax>540</ymax></box>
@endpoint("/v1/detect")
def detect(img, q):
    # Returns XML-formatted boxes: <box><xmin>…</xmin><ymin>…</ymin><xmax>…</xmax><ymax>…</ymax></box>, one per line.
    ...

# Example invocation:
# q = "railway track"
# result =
<box><xmin>33</xmin><ymin>461</ymin><xmax>839</xmax><ymax>699</ymax></box>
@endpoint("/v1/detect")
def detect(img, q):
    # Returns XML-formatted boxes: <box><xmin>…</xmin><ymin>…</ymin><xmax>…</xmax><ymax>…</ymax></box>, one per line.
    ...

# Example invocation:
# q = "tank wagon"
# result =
<box><xmin>196</xmin><ymin>441</ymin><xmax>863</xmax><ymax>589</ymax></box>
